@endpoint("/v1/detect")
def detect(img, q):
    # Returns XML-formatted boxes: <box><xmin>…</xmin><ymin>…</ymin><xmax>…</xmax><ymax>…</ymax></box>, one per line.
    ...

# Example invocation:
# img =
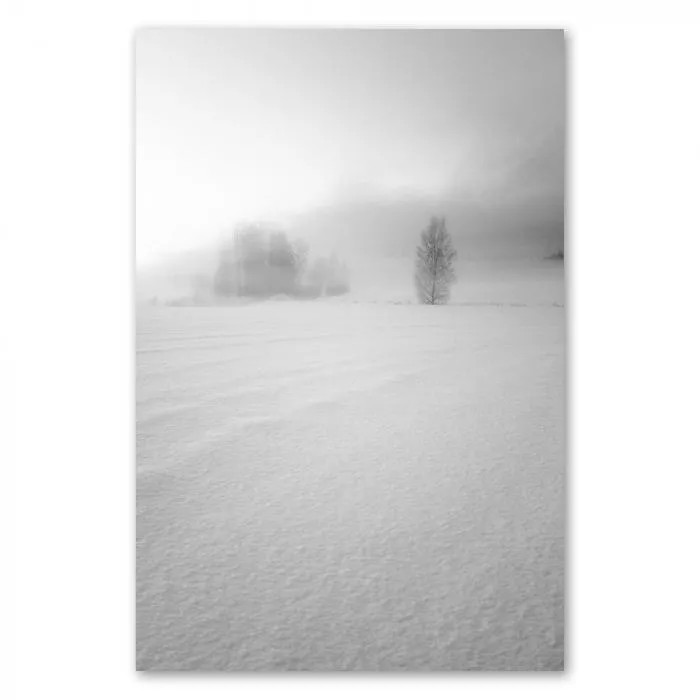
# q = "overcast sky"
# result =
<box><xmin>136</xmin><ymin>29</ymin><xmax>565</xmax><ymax>265</ymax></box>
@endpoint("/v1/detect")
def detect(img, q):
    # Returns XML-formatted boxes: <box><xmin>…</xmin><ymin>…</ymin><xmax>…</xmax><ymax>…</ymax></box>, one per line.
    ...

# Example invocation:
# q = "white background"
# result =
<box><xmin>3</xmin><ymin>1</ymin><xmax>700</xmax><ymax>698</ymax></box>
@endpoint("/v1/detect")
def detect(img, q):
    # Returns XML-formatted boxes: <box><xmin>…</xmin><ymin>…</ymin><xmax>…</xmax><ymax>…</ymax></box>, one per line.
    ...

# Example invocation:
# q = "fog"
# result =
<box><xmin>136</xmin><ymin>29</ymin><xmax>566</xmax><ymax>671</ymax></box>
<box><xmin>136</xmin><ymin>29</ymin><xmax>564</xmax><ymax>302</ymax></box>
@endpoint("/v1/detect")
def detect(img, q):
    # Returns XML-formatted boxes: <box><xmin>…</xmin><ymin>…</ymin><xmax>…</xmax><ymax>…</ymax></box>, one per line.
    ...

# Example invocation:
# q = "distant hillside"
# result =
<box><xmin>286</xmin><ymin>191</ymin><xmax>564</xmax><ymax>263</ymax></box>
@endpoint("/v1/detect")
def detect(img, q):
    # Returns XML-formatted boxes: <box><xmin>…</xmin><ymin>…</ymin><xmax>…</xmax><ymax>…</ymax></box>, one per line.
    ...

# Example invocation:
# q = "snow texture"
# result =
<box><xmin>136</xmin><ymin>299</ymin><xmax>565</xmax><ymax>671</ymax></box>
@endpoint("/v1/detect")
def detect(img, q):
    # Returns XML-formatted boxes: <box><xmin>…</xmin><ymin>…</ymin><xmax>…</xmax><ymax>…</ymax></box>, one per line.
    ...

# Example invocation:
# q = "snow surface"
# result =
<box><xmin>136</xmin><ymin>300</ymin><xmax>565</xmax><ymax>671</ymax></box>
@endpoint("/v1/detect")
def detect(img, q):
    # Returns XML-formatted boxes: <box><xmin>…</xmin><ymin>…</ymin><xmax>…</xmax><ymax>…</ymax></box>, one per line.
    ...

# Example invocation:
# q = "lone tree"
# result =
<box><xmin>414</xmin><ymin>216</ymin><xmax>457</xmax><ymax>304</ymax></box>
<box><xmin>291</xmin><ymin>239</ymin><xmax>310</xmax><ymax>284</ymax></box>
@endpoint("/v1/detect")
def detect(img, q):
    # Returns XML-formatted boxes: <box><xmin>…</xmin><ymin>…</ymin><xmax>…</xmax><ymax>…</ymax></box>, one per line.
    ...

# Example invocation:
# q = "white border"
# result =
<box><xmin>6</xmin><ymin>2</ymin><xmax>700</xmax><ymax>698</ymax></box>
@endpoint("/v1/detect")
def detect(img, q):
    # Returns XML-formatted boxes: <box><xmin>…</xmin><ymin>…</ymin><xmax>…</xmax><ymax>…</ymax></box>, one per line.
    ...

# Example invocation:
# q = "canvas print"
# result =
<box><xmin>136</xmin><ymin>28</ymin><xmax>566</xmax><ymax>671</ymax></box>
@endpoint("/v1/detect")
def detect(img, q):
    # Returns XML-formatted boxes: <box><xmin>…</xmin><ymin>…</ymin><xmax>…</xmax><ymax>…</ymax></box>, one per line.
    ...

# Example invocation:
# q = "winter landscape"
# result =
<box><xmin>136</xmin><ymin>28</ymin><xmax>565</xmax><ymax>671</ymax></box>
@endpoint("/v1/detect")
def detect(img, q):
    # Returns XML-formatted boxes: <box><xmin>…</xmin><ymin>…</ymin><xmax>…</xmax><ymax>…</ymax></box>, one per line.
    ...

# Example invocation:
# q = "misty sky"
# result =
<box><xmin>136</xmin><ymin>29</ymin><xmax>565</xmax><ymax>265</ymax></box>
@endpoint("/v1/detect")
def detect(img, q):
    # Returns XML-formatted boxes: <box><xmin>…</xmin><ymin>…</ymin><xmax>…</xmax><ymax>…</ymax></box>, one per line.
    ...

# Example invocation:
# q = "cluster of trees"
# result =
<box><xmin>214</xmin><ymin>224</ymin><xmax>350</xmax><ymax>299</ymax></box>
<box><xmin>210</xmin><ymin>216</ymin><xmax>458</xmax><ymax>305</ymax></box>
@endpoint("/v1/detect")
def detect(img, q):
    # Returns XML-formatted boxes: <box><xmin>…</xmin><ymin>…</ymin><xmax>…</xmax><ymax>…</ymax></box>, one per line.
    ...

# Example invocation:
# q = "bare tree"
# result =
<box><xmin>291</xmin><ymin>239</ymin><xmax>310</xmax><ymax>284</ymax></box>
<box><xmin>414</xmin><ymin>216</ymin><xmax>457</xmax><ymax>305</ymax></box>
<box><xmin>267</xmin><ymin>232</ymin><xmax>296</xmax><ymax>294</ymax></box>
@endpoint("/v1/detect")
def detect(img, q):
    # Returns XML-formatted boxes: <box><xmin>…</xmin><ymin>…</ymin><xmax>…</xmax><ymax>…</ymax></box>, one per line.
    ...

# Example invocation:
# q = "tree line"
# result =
<box><xmin>210</xmin><ymin>216</ymin><xmax>458</xmax><ymax>304</ymax></box>
<box><xmin>214</xmin><ymin>224</ymin><xmax>350</xmax><ymax>299</ymax></box>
